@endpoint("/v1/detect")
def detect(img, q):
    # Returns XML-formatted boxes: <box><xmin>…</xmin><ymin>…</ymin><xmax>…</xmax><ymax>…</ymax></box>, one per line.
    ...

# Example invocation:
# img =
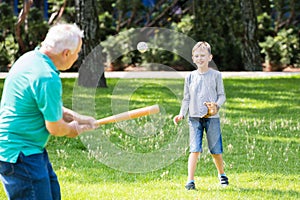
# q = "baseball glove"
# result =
<box><xmin>203</xmin><ymin>102</ymin><xmax>218</xmax><ymax>118</ymax></box>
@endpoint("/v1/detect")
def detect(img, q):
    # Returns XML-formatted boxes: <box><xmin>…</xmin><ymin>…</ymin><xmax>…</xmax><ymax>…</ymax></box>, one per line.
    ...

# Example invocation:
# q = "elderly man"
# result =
<box><xmin>0</xmin><ymin>23</ymin><xmax>98</xmax><ymax>200</ymax></box>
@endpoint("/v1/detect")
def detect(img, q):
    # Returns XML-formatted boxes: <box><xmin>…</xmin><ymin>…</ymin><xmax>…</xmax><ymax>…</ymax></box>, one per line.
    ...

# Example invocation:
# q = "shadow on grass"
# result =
<box><xmin>224</xmin><ymin>77</ymin><xmax>300</xmax><ymax>120</ymax></box>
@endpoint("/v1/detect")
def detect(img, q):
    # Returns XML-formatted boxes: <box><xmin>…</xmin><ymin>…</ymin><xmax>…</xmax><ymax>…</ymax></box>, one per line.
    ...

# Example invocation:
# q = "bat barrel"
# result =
<box><xmin>95</xmin><ymin>104</ymin><xmax>160</xmax><ymax>125</ymax></box>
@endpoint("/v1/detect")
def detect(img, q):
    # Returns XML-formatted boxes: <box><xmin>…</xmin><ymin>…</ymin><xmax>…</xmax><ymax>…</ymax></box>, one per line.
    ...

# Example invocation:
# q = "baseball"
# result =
<box><xmin>137</xmin><ymin>42</ymin><xmax>148</xmax><ymax>53</ymax></box>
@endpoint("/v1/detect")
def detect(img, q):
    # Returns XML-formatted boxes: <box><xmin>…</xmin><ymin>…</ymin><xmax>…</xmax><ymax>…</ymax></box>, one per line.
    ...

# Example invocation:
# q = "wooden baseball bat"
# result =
<box><xmin>95</xmin><ymin>104</ymin><xmax>160</xmax><ymax>125</ymax></box>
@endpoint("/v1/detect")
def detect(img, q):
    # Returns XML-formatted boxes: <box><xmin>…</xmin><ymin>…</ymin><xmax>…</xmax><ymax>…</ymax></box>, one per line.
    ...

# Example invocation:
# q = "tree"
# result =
<box><xmin>0</xmin><ymin>2</ymin><xmax>17</xmax><ymax>70</ymax></box>
<box><xmin>1</xmin><ymin>0</ymin><xmax>298</xmax><ymax>72</ymax></box>
<box><xmin>15</xmin><ymin>0</ymin><xmax>33</xmax><ymax>54</ymax></box>
<box><xmin>75</xmin><ymin>0</ymin><xmax>107</xmax><ymax>88</ymax></box>
<box><xmin>239</xmin><ymin>0</ymin><xmax>262</xmax><ymax>71</ymax></box>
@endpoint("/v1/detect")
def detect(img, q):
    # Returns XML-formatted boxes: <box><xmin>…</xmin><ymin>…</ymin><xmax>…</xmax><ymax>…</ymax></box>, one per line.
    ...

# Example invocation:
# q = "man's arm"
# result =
<box><xmin>62</xmin><ymin>107</ymin><xmax>97</xmax><ymax>125</ymax></box>
<box><xmin>46</xmin><ymin>119</ymin><xmax>79</xmax><ymax>138</ymax></box>
<box><xmin>45</xmin><ymin>107</ymin><xmax>98</xmax><ymax>138</ymax></box>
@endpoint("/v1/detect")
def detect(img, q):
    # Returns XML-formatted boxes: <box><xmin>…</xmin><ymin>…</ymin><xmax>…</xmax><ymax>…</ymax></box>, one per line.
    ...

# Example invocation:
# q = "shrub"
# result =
<box><xmin>0</xmin><ymin>3</ymin><xmax>17</xmax><ymax>71</ymax></box>
<box><xmin>259</xmin><ymin>28</ymin><xmax>300</xmax><ymax>69</ymax></box>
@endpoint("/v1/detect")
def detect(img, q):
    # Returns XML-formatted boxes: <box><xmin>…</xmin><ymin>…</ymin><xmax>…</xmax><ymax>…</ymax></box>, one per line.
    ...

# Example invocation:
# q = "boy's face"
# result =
<box><xmin>192</xmin><ymin>48</ymin><xmax>212</xmax><ymax>69</ymax></box>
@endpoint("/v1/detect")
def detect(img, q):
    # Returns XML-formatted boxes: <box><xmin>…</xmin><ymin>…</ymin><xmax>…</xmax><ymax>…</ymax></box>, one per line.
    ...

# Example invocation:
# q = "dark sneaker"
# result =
<box><xmin>219</xmin><ymin>175</ymin><xmax>229</xmax><ymax>187</ymax></box>
<box><xmin>185</xmin><ymin>182</ymin><xmax>196</xmax><ymax>190</ymax></box>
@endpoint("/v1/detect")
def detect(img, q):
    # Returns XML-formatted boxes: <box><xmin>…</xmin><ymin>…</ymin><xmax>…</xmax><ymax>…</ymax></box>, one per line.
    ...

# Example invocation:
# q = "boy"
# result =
<box><xmin>173</xmin><ymin>41</ymin><xmax>228</xmax><ymax>190</ymax></box>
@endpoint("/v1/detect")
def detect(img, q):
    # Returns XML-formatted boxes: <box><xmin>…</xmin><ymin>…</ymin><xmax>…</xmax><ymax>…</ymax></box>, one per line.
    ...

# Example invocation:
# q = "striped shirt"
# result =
<box><xmin>179</xmin><ymin>69</ymin><xmax>226</xmax><ymax>118</ymax></box>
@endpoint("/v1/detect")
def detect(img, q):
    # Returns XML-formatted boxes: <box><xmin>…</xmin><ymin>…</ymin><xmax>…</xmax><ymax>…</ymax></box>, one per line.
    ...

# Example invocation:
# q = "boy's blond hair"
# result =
<box><xmin>192</xmin><ymin>41</ymin><xmax>211</xmax><ymax>55</ymax></box>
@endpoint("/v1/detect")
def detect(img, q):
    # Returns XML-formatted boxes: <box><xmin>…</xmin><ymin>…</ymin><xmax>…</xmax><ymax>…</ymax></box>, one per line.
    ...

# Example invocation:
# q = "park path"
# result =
<box><xmin>102</xmin><ymin>71</ymin><xmax>300</xmax><ymax>79</ymax></box>
<box><xmin>1</xmin><ymin>71</ymin><xmax>300</xmax><ymax>79</ymax></box>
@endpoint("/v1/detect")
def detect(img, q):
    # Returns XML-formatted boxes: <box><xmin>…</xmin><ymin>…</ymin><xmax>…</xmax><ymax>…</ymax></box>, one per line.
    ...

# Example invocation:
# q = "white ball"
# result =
<box><xmin>137</xmin><ymin>42</ymin><xmax>148</xmax><ymax>53</ymax></box>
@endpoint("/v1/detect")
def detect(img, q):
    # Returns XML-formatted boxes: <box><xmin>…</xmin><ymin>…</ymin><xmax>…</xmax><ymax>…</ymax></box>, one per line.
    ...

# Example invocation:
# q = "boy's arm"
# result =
<box><xmin>179</xmin><ymin>76</ymin><xmax>190</xmax><ymax>117</ymax></box>
<box><xmin>216</xmin><ymin>73</ymin><xmax>226</xmax><ymax>108</ymax></box>
<box><xmin>174</xmin><ymin>75</ymin><xmax>190</xmax><ymax>125</ymax></box>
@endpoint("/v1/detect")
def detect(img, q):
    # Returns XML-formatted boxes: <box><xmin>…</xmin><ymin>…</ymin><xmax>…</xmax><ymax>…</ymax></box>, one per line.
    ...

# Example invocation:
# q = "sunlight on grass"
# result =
<box><xmin>255</xmin><ymin>135</ymin><xmax>300</xmax><ymax>143</ymax></box>
<box><xmin>58</xmin><ymin>172</ymin><xmax>299</xmax><ymax>200</ymax></box>
<box><xmin>0</xmin><ymin>75</ymin><xmax>299</xmax><ymax>199</ymax></box>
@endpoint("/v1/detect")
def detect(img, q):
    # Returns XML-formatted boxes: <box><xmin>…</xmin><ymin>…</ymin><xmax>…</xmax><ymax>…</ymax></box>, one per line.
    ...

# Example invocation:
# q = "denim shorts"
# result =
<box><xmin>188</xmin><ymin>117</ymin><xmax>223</xmax><ymax>154</ymax></box>
<box><xmin>0</xmin><ymin>149</ymin><xmax>61</xmax><ymax>200</ymax></box>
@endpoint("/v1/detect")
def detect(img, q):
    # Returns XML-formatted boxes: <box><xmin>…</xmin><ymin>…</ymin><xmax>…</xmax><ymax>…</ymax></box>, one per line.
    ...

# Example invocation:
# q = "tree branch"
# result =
<box><xmin>15</xmin><ymin>0</ymin><xmax>33</xmax><ymax>53</ymax></box>
<box><xmin>48</xmin><ymin>0</ymin><xmax>68</xmax><ymax>25</ymax></box>
<box><xmin>146</xmin><ymin>0</ymin><xmax>179</xmax><ymax>27</ymax></box>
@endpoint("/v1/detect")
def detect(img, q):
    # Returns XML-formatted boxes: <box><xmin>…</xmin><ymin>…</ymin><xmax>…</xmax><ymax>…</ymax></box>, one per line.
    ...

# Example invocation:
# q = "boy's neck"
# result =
<box><xmin>197</xmin><ymin>66</ymin><xmax>209</xmax><ymax>73</ymax></box>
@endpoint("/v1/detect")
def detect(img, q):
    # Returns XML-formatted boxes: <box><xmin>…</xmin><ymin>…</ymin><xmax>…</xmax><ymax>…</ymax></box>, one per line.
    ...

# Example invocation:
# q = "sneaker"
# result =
<box><xmin>219</xmin><ymin>175</ymin><xmax>229</xmax><ymax>187</ymax></box>
<box><xmin>185</xmin><ymin>182</ymin><xmax>196</xmax><ymax>190</ymax></box>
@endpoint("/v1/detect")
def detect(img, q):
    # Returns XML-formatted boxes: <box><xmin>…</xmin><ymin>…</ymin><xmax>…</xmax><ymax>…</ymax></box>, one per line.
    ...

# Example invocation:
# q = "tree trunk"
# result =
<box><xmin>76</xmin><ymin>0</ymin><xmax>107</xmax><ymax>88</ymax></box>
<box><xmin>15</xmin><ymin>0</ymin><xmax>33</xmax><ymax>54</ymax></box>
<box><xmin>240</xmin><ymin>0</ymin><xmax>262</xmax><ymax>71</ymax></box>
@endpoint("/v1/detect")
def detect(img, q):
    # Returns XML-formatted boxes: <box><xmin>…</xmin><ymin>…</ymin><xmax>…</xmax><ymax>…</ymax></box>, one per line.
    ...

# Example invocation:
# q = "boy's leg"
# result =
<box><xmin>186</xmin><ymin>117</ymin><xmax>204</xmax><ymax>190</ymax></box>
<box><xmin>205</xmin><ymin>118</ymin><xmax>229</xmax><ymax>186</ymax></box>
<box><xmin>211</xmin><ymin>154</ymin><xmax>228</xmax><ymax>186</ymax></box>
<box><xmin>188</xmin><ymin>152</ymin><xmax>200</xmax><ymax>181</ymax></box>
<box><xmin>211</xmin><ymin>154</ymin><xmax>224</xmax><ymax>175</ymax></box>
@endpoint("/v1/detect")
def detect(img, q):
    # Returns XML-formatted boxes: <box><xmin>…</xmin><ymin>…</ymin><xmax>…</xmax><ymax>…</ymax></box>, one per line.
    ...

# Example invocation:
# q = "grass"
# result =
<box><xmin>0</xmin><ymin>75</ymin><xmax>299</xmax><ymax>199</ymax></box>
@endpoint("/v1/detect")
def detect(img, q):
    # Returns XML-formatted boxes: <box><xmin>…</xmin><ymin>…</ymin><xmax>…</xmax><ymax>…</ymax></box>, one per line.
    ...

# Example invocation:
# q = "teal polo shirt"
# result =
<box><xmin>0</xmin><ymin>48</ymin><xmax>63</xmax><ymax>163</ymax></box>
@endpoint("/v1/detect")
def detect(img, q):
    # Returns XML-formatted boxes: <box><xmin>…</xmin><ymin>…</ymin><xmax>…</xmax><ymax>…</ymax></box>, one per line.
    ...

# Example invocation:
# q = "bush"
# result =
<box><xmin>0</xmin><ymin>3</ymin><xmax>18</xmax><ymax>71</ymax></box>
<box><xmin>259</xmin><ymin>28</ymin><xmax>300</xmax><ymax>69</ymax></box>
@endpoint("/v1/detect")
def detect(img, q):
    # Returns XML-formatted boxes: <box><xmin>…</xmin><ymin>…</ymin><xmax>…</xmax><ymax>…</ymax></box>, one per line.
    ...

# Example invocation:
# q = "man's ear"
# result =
<box><xmin>209</xmin><ymin>54</ymin><xmax>213</xmax><ymax>61</ymax></box>
<box><xmin>62</xmin><ymin>49</ymin><xmax>70</xmax><ymax>58</ymax></box>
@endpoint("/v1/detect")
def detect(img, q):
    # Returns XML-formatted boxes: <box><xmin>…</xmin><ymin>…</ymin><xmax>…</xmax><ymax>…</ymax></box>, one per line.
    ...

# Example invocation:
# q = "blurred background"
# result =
<box><xmin>0</xmin><ymin>0</ymin><xmax>299</xmax><ymax>73</ymax></box>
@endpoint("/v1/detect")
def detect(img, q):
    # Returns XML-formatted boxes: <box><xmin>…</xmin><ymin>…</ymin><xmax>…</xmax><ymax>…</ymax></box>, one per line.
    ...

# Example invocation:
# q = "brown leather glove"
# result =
<box><xmin>204</xmin><ymin>102</ymin><xmax>218</xmax><ymax>118</ymax></box>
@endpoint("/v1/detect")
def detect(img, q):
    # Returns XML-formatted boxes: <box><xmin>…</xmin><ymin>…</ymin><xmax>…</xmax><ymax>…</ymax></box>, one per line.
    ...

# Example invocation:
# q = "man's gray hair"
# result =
<box><xmin>41</xmin><ymin>23</ymin><xmax>84</xmax><ymax>54</ymax></box>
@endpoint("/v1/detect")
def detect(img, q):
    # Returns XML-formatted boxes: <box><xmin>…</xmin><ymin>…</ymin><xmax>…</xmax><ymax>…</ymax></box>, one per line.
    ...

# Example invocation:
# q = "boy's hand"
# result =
<box><xmin>173</xmin><ymin>115</ymin><xmax>184</xmax><ymax>125</ymax></box>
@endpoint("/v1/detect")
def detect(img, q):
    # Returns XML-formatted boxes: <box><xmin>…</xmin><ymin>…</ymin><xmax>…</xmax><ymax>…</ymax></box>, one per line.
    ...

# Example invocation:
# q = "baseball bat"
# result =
<box><xmin>95</xmin><ymin>104</ymin><xmax>160</xmax><ymax>125</ymax></box>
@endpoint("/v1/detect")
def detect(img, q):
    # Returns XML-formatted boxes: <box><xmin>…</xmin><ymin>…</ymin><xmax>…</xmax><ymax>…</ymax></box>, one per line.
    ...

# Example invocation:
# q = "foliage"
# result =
<box><xmin>101</xmin><ymin>28</ymin><xmax>140</xmax><ymax>70</ymax></box>
<box><xmin>257</xmin><ymin>12</ymin><xmax>274</xmax><ymax>41</ymax></box>
<box><xmin>49</xmin><ymin>0</ymin><xmax>77</xmax><ymax>23</ymax></box>
<box><xmin>101</xmin><ymin>27</ymin><xmax>195</xmax><ymax>71</ymax></box>
<box><xmin>26</xmin><ymin>8</ymin><xmax>49</xmax><ymax>50</ymax></box>
<box><xmin>98</xmin><ymin>11</ymin><xmax>116</xmax><ymax>41</ymax></box>
<box><xmin>0</xmin><ymin>0</ymin><xmax>299</xmax><ymax>71</ymax></box>
<box><xmin>259</xmin><ymin>28</ymin><xmax>300</xmax><ymax>68</ymax></box>
<box><xmin>99</xmin><ymin>0</ymin><xmax>300</xmax><ymax>71</ymax></box>
<box><xmin>0</xmin><ymin>3</ymin><xmax>18</xmax><ymax>70</ymax></box>
<box><xmin>172</xmin><ymin>14</ymin><xmax>194</xmax><ymax>34</ymax></box>
<box><xmin>1</xmin><ymin>75</ymin><xmax>299</xmax><ymax>199</ymax></box>
<box><xmin>189</xmin><ymin>0</ymin><xmax>244</xmax><ymax>71</ymax></box>
<box><xmin>256</xmin><ymin>0</ymin><xmax>300</xmax><ymax>69</ymax></box>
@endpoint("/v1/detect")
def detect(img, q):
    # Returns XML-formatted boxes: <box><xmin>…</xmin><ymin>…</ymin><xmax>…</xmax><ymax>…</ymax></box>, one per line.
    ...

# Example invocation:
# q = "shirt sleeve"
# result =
<box><xmin>179</xmin><ymin>75</ymin><xmax>190</xmax><ymax>116</ymax></box>
<box><xmin>216</xmin><ymin>72</ymin><xmax>226</xmax><ymax>107</ymax></box>
<box><xmin>34</xmin><ymin>77</ymin><xmax>63</xmax><ymax>122</ymax></box>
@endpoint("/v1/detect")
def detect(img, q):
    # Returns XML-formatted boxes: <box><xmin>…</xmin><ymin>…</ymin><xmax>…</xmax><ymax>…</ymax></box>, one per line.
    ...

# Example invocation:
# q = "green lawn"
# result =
<box><xmin>0</xmin><ymin>75</ymin><xmax>299</xmax><ymax>199</ymax></box>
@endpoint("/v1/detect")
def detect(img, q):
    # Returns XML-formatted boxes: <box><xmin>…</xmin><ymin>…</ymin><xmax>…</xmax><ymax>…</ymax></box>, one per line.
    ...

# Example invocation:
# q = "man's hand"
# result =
<box><xmin>74</xmin><ymin>115</ymin><xmax>98</xmax><ymax>129</ymax></box>
<box><xmin>67</xmin><ymin>120</ymin><xmax>97</xmax><ymax>138</ymax></box>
